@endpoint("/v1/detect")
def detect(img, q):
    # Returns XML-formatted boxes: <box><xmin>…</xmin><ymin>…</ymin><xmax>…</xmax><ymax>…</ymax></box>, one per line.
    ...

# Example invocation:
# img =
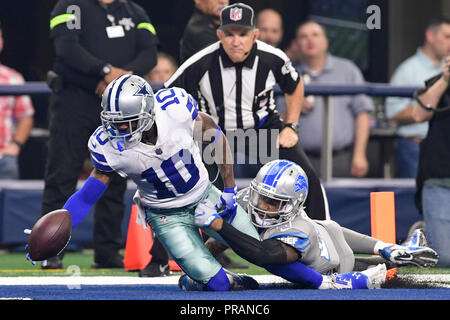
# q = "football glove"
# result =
<box><xmin>23</xmin><ymin>228</ymin><xmax>36</xmax><ymax>265</ymax></box>
<box><xmin>194</xmin><ymin>199</ymin><xmax>221</xmax><ymax>228</ymax></box>
<box><xmin>215</xmin><ymin>185</ymin><xmax>238</xmax><ymax>223</ymax></box>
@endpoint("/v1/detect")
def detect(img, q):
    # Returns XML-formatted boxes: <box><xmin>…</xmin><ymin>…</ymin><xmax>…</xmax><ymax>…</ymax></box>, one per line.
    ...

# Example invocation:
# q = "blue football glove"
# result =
<box><xmin>194</xmin><ymin>199</ymin><xmax>221</xmax><ymax>228</ymax></box>
<box><xmin>215</xmin><ymin>185</ymin><xmax>238</xmax><ymax>224</ymax></box>
<box><xmin>23</xmin><ymin>229</ymin><xmax>36</xmax><ymax>265</ymax></box>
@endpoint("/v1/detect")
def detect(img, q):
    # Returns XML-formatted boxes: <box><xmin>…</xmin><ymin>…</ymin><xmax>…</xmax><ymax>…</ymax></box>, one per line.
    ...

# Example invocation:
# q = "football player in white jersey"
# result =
<box><xmin>192</xmin><ymin>159</ymin><xmax>439</xmax><ymax>290</ymax></box>
<box><xmin>31</xmin><ymin>75</ymin><xmax>262</xmax><ymax>291</ymax></box>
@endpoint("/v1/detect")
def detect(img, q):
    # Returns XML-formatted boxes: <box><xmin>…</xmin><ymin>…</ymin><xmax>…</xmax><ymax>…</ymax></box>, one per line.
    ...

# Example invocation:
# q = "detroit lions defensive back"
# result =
<box><xmin>193</xmin><ymin>159</ymin><xmax>439</xmax><ymax>289</ymax></box>
<box><xmin>28</xmin><ymin>75</ymin><xmax>261</xmax><ymax>291</ymax></box>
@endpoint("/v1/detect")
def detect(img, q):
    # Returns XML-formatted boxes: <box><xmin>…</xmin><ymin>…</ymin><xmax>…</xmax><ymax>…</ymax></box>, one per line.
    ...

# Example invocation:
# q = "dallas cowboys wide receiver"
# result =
<box><xmin>192</xmin><ymin>159</ymin><xmax>439</xmax><ymax>289</ymax></box>
<box><xmin>28</xmin><ymin>75</ymin><xmax>261</xmax><ymax>291</ymax></box>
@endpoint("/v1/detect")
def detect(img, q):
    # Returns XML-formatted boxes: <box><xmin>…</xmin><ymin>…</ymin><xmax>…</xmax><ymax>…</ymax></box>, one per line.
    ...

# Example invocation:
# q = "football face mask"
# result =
<box><xmin>100</xmin><ymin>75</ymin><xmax>155</xmax><ymax>149</ymax></box>
<box><xmin>248</xmin><ymin>159</ymin><xmax>309</xmax><ymax>228</ymax></box>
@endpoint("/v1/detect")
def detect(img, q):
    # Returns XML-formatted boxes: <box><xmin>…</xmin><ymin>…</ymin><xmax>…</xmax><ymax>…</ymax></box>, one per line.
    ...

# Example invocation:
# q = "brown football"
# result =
<box><xmin>28</xmin><ymin>209</ymin><xmax>72</xmax><ymax>261</ymax></box>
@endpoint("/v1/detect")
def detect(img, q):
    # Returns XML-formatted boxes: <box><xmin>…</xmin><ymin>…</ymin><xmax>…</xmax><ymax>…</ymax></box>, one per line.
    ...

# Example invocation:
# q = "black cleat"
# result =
<box><xmin>41</xmin><ymin>255</ymin><xmax>63</xmax><ymax>269</ymax></box>
<box><xmin>224</xmin><ymin>269</ymin><xmax>259</xmax><ymax>290</ymax></box>
<box><xmin>139</xmin><ymin>261</ymin><xmax>171</xmax><ymax>277</ymax></box>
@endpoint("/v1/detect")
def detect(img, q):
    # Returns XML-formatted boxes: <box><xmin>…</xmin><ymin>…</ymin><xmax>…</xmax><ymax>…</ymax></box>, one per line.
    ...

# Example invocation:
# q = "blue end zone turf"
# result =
<box><xmin>1</xmin><ymin>285</ymin><xmax>449</xmax><ymax>300</ymax></box>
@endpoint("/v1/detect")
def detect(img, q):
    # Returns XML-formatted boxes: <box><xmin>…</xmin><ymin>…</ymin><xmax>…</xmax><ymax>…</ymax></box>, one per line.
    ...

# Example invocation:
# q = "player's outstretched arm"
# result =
<box><xmin>194</xmin><ymin>199</ymin><xmax>324</xmax><ymax>288</ymax></box>
<box><xmin>62</xmin><ymin>168</ymin><xmax>111</xmax><ymax>228</ymax></box>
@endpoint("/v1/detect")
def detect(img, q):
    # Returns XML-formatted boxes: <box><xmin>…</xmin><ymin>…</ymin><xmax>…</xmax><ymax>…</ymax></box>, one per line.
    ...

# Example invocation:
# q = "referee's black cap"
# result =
<box><xmin>219</xmin><ymin>3</ymin><xmax>255</xmax><ymax>30</ymax></box>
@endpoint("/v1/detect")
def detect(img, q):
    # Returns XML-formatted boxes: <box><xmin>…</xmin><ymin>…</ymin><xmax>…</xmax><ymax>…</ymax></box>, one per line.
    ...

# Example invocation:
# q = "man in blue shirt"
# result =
<box><xmin>277</xmin><ymin>21</ymin><xmax>374</xmax><ymax>178</ymax></box>
<box><xmin>385</xmin><ymin>18</ymin><xmax>450</xmax><ymax>178</ymax></box>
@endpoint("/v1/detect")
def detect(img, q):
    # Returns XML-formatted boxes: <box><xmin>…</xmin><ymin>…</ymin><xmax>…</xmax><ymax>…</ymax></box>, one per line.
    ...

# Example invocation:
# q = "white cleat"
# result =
<box><xmin>360</xmin><ymin>263</ymin><xmax>387</xmax><ymax>289</ymax></box>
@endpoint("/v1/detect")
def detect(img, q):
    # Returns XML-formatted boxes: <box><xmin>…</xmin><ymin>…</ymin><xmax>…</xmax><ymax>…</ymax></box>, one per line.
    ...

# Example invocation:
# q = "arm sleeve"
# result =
<box><xmin>219</xmin><ymin>221</ymin><xmax>323</xmax><ymax>288</ymax></box>
<box><xmin>218</xmin><ymin>221</ymin><xmax>287</xmax><ymax>266</ymax></box>
<box><xmin>63</xmin><ymin>176</ymin><xmax>108</xmax><ymax>228</ymax></box>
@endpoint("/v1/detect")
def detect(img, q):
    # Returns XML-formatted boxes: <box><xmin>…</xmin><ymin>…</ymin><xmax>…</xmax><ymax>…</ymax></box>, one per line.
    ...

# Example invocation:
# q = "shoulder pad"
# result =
<box><xmin>263</xmin><ymin>222</ymin><xmax>311</xmax><ymax>252</ymax></box>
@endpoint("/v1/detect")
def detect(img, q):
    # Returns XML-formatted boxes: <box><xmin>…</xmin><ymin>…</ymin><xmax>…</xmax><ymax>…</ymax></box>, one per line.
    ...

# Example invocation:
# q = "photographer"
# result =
<box><xmin>413</xmin><ymin>56</ymin><xmax>450</xmax><ymax>267</ymax></box>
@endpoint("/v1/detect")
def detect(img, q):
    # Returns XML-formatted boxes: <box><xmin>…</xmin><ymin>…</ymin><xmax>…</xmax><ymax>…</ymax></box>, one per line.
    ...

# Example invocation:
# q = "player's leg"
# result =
<box><xmin>145</xmin><ymin>206</ymin><xmax>224</xmax><ymax>287</ymax></box>
<box><xmin>342</xmin><ymin>225</ymin><xmax>438</xmax><ymax>268</ymax></box>
<box><xmin>145</xmin><ymin>205</ymin><xmax>257</xmax><ymax>291</ymax></box>
<box><xmin>315</xmin><ymin>220</ymin><xmax>355</xmax><ymax>273</ymax></box>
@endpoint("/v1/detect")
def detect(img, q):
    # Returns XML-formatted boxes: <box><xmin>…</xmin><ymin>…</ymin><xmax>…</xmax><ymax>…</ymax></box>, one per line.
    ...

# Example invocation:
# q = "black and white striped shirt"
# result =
<box><xmin>164</xmin><ymin>40</ymin><xmax>300</xmax><ymax>131</ymax></box>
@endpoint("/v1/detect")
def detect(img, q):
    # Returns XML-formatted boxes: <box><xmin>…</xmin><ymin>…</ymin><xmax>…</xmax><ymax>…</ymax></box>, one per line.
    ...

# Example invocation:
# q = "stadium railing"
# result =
<box><xmin>0</xmin><ymin>81</ymin><xmax>423</xmax><ymax>182</ymax></box>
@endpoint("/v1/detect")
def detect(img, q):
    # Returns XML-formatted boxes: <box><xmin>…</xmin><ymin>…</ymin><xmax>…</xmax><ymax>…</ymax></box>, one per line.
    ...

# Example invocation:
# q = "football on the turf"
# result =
<box><xmin>28</xmin><ymin>209</ymin><xmax>72</xmax><ymax>261</ymax></box>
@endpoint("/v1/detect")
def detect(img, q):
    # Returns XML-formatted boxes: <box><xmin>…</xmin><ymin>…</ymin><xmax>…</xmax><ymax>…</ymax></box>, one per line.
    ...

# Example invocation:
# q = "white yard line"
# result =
<box><xmin>0</xmin><ymin>274</ymin><xmax>448</xmax><ymax>287</ymax></box>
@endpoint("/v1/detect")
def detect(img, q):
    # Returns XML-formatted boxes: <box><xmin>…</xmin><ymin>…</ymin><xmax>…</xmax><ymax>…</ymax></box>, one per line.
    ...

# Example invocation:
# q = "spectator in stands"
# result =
<box><xmin>179</xmin><ymin>0</ymin><xmax>229</xmax><ymax>63</ymax></box>
<box><xmin>412</xmin><ymin>56</ymin><xmax>450</xmax><ymax>267</ymax></box>
<box><xmin>0</xmin><ymin>21</ymin><xmax>34</xmax><ymax>179</ymax></box>
<box><xmin>277</xmin><ymin>21</ymin><xmax>374</xmax><ymax>178</ymax></box>
<box><xmin>256</xmin><ymin>8</ymin><xmax>283</xmax><ymax>48</ymax></box>
<box><xmin>385</xmin><ymin>18</ymin><xmax>450</xmax><ymax>178</ymax></box>
<box><xmin>144</xmin><ymin>52</ymin><xmax>178</xmax><ymax>87</ymax></box>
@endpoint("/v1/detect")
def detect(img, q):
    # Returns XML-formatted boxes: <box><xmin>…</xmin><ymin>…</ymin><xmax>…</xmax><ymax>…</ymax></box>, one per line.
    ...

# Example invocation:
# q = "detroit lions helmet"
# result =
<box><xmin>100</xmin><ymin>75</ymin><xmax>155</xmax><ymax>148</ymax></box>
<box><xmin>249</xmin><ymin>159</ymin><xmax>308</xmax><ymax>228</ymax></box>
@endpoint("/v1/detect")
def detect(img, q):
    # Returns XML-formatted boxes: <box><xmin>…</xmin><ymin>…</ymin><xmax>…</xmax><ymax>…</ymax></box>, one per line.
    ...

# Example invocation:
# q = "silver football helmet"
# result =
<box><xmin>249</xmin><ymin>159</ymin><xmax>308</xmax><ymax>228</ymax></box>
<box><xmin>100</xmin><ymin>74</ymin><xmax>155</xmax><ymax>149</ymax></box>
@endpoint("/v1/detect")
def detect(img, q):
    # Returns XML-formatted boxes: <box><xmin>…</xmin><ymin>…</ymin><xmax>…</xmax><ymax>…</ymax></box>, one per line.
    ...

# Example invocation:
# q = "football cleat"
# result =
<box><xmin>224</xmin><ymin>269</ymin><xmax>259</xmax><ymax>290</ymax></box>
<box><xmin>319</xmin><ymin>264</ymin><xmax>387</xmax><ymax>290</ymax></box>
<box><xmin>139</xmin><ymin>261</ymin><xmax>171</xmax><ymax>277</ymax></box>
<box><xmin>402</xmin><ymin>228</ymin><xmax>428</xmax><ymax>247</ymax></box>
<box><xmin>379</xmin><ymin>244</ymin><xmax>438</xmax><ymax>268</ymax></box>
<box><xmin>178</xmin><ymin>274</ymin><xmax>206</xmax><ymax>291</ymax></box>
<box><xmin>360</xmin><ymin>263</ymin><xmax>387</xmax><ymax>289</ymax></box>
<box><xmin>178</xmin><ymin>271</ymin><xmax>259</xmax><ymax>291</ymax></box>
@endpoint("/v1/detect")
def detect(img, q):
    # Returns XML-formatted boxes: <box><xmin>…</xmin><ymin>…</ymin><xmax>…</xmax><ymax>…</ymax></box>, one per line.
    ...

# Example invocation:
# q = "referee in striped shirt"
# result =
<box><xmin>165</xmin><ymin>3</ymin><xmax>326</xmax><ymax>220</ymax></box>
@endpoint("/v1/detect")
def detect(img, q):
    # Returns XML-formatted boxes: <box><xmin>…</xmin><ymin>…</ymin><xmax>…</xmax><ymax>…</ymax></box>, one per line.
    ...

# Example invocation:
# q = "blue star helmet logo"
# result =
<box><xmin>294</xmin><ymin>174</ymin><xmax>308</xmax><ymax>193</ymax></box>
<box><xmin>134</xmin><ymin>84</ymin><xmax>151</xmax><ymax>96</ymax></box>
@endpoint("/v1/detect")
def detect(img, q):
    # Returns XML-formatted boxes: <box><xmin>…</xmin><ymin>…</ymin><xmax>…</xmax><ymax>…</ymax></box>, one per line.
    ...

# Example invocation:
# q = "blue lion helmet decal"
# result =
<box><xmin>294</xmin><ymin>174</ymin><xmax>308</xmax><ymax>194</ymax></box>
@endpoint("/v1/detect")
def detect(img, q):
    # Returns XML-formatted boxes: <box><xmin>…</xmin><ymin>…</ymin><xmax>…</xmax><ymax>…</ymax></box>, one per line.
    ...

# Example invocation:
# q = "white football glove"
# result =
<box><xmin>23</xmin><ymin>228</ymin><xmax>36</xmax><ymax>265</ymax></box>
<box><xmin>194</xmin><ymin>199</ymin><xmax>221</xmax><ymax>228</ymax></box>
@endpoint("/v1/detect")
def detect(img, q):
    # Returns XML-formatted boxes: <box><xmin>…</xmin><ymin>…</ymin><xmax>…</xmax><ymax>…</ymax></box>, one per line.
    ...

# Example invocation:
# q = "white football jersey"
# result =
<box><xmin>88</xmin><ymin>87</ymin><xmax>210</xmax><ymax>209</ymax></box>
